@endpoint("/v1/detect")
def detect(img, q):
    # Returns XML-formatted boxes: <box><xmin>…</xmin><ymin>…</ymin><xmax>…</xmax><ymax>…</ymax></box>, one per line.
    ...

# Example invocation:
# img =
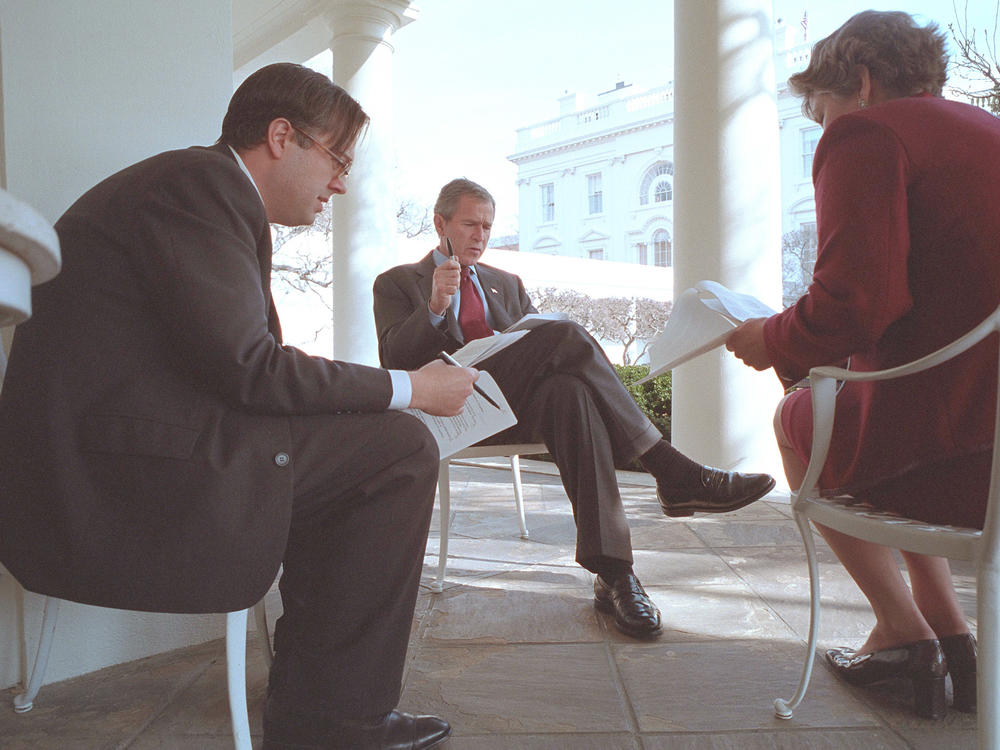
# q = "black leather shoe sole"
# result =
<box><xmin>941</xmin><ymin>632</ymin><xmax>977</xmax><ymax>713</ymax></box>
<box><xmin>826</xmin><ymin>639</ymin><xmax>947</xmax><ymax>720</ymax></box>
<box><xmin>658</xmin><ymin>474</ymin><xmax>776</xmax><ymax>517</ymax></box>
<box><xmin>594</xmin><ymin>595</ymin><xmax>663</xmax><ymax>638</ymax></box>
<box><xmin>593</xmin><ymin>574</ymin><xmax>663</xmax><ymax>639</ymax></box>
<box><xmin>263</xmin><ymin>707</ymin><xmax>451</xmax><ymax>750</ymax></box>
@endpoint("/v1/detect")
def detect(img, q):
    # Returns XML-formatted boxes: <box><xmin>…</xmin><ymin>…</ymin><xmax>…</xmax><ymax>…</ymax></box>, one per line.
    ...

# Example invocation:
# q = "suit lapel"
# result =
<box><xmin>475</xmin><ymin>265</ymin><xmax>515</xmax><ymax>331</ymax></box>
<box><xmin>208</xmin><ymin>143</ymin><xmax>282</xmax><ymax>341</ymax></box>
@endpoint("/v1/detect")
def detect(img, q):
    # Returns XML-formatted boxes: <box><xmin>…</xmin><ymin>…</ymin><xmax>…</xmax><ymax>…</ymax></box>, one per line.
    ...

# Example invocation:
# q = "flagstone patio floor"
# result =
<box><xmin>0</xmin><ymin>458</ymin><xmax>980</xmax><ymax>748</ymax></box>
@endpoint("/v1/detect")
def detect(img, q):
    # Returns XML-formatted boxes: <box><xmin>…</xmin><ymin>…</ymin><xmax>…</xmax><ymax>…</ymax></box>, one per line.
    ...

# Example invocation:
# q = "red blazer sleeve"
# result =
<box><xmin>764</xmin><ymin>114</ymin><xmax>915</xmax><ymax>382</ymax></box>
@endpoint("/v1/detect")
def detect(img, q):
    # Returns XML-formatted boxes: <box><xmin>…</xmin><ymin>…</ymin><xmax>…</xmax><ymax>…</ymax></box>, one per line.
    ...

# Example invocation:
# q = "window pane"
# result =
<box><xmin>654</xmin><ymin>179</ymin><xmax>672</xmax><ymax>203</ymax></box>
<box><xmin>540</xmin><ymin>183</ymin><xmax>555</xmax><ymax>222</ymax></box>
<box><xmin>801</xmin><ymin>127</ymin><xmax>821</xmax><ymax>178</ymax></box>
<box><xmin>653</xmin><ymin>229</ymin><xmax>671</xmax><ymax>267</ymax></box>
<box><xmin>587</xmin><ymin>173</ymin><xmax>603</xmax><ymax>214</ymax></box>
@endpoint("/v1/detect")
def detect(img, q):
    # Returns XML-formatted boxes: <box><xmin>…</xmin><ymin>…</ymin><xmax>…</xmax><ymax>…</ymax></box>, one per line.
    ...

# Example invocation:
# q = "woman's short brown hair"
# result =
<box><xmin>789</xmin><ymin>10</ymin><xmax>948</xmax><ymax>121</ymax></box>
<box><xmin>220</xmin><ymin>63</ymin><xmax>369</xmax><ymax>154</ymax></box>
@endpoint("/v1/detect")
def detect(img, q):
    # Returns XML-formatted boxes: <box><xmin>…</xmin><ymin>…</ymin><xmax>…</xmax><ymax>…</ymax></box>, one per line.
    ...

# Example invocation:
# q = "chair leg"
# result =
<box><xmin>253</xmin><ymin>599</ymin><xmax>273</xmax><ymax>669</ymax></box>
<box><xmin>13</xmin><ymin>596</ymin><xmax>61</xmax><ymax>713</ymax></box>
<box><xmin>774</xmin><ymin>511</ymin><xmax>823</xmax><ymax>719</ymax></box>
<box><xmin>978</xmin><ymin>557</ymin><xmax>999</xmax><ymax>749</ymax></box>
<box><xmin>225</xmin><ymin>609</ymin><xmax>252</xmax><ymax>750</ymax></box>
<box><xmin>509</xmin><ymin>455</ymin><xmax>530</xmax><ymax>539</ymax></box>
<box><xmin>434</xmin><ymin>459</ymin><xmax>451</xmax><ymax>593</ymax></box>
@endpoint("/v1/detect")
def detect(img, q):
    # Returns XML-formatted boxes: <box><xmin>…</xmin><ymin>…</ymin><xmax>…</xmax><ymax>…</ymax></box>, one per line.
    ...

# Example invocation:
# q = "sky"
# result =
<box><xmin>363</xmin><ymin>0</ymin><xmax>994</xmax><ymax>235</ymax></box>
<box><xmin>289</xmin><ymin>1</ymin><xmax>995</xmax><ymax>354</ymax></box>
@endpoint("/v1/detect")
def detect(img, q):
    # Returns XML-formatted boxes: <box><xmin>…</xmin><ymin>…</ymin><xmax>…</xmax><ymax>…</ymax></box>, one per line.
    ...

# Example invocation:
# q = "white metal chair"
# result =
<box><xmin>434</xmin><ymin>442</ymin><xmax>546</xmax><ymax>592</ymax></box>
<box><xmin>13</xmin><ymin>596</ymin><xmax>274</xmax><ymax>750</ymax></box>
<box><xmin>773</xmin><ymin>305</ymin><xmax>1000</xmax><ymax>749</ymax></box>
<box><xmin>2</xmin><ymin>334</ymin><xmax>276</xmax><ymax>749</ymax></box>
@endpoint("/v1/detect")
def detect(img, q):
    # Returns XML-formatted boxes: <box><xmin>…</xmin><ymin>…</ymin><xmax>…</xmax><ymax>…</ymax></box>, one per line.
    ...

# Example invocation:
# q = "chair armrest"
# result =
<box><xmin>796</xmin><ymin>306</ymin><xmax>1000</xmax><ymax>505</ymax></box>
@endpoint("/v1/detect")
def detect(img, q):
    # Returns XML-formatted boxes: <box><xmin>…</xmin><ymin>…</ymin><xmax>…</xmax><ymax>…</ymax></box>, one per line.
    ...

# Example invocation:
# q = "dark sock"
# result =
<box><xmin>639</xmin><ymin>439</ymin><xmax>705</xmax><ymax>488</ymax></box>
<box><xmin>588</xmin><ymin>556</ymin><xmax>633</xmax><ymax>583</ymax></box>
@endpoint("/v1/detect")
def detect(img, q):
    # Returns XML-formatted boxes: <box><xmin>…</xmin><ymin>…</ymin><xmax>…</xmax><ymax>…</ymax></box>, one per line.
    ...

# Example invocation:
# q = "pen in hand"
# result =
<box><xmin>437</xmin><ymin>351</ymin><xmax>501</xmax><ymax>409</ymax></box>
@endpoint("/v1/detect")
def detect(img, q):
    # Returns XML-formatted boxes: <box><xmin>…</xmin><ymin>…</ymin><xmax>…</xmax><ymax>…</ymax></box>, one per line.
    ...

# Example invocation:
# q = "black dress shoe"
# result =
<box><xmin>657</xmin><ymin>467</ymin><xmax>776</xmax><ymax>517</ymax></box>
<box><xmin>825</xmin><ymin>639</ymin><xmax>947</xmax><ymax>719</ymax></box>
<box><xmin>593</xmin><ymin>572</ymin><xmax>662</xmax><ymax>638</ymax></box>
<box><xmin>941</xmin><ymin>632</ymin><xmax>977</xmax><ymax>712</ymax></box>
<box><xmin>263</xmin><ymin>706</ymin><xmax>451</xmax><ymax>750</ymax></box>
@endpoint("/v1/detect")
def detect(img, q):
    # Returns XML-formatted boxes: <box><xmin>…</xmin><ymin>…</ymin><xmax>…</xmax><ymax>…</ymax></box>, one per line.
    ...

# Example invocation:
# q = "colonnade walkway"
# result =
<box><xmin>1</xmin><ymin>459</ymin><xmax>979</xmax><ymax>748</ymax></box>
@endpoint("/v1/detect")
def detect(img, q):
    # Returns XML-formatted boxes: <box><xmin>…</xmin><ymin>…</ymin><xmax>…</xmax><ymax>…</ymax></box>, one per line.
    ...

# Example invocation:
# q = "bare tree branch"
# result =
<box><xmin>397</xmin><ymin>199</ymin><xmax>434</xmax><ymax>238</ymax></box>
<box><xmin>949</xmin><ymin>0</ymin><xmax>1000</xmax><ymax>114</ymax></box>
<box><xmin>782</xmin><ymin>227</ymin><xmax>817</xmax><ymax>308</ymax></box>
<box><xmin>530</xmin><ymin>288</ymin><xmax>671</xmax><ymax>365</ymax></box>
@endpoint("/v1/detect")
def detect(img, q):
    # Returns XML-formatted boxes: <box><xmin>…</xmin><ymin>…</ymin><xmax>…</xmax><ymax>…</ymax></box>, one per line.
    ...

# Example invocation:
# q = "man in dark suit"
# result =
<box><xmin>373</xmin><ymin>178</ymin><xmax>777</xmax><ymax>639</ymax></box>
<box><xmin>0</xmin><ymin>64</ymin><xmax>471</xmax><ymax>750</ymax></box>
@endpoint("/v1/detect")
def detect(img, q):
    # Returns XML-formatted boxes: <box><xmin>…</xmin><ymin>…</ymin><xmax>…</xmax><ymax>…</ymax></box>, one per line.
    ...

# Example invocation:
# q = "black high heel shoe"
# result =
<box><xmin>825</xmin><ymin>638</ymin><xmax>947</xmax><ymax>719</ymax></box>
<box><xmin>941</xmin><ymin>633</ymin><xmax>977</xmax><ymax>713</ymax></box>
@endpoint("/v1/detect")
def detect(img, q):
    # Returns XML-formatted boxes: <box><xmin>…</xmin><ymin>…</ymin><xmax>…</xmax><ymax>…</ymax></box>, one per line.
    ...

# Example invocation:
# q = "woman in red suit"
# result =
<box><xmin>727</xmin><ymin>10</ymin><xmax>1000</xmax><ymax>718</ymax></box>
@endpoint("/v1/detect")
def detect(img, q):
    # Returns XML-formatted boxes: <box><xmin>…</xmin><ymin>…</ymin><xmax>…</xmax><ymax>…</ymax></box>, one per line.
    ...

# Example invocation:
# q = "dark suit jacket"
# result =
<box><xmin>373</xmin><ymin>251</ymin><xmax>537</xmax><ymax>369</ymax></box>
<box><xmin>0</xmin><ymin>144</ymin><xmax>392</xmax><ymax>613</ymax></box>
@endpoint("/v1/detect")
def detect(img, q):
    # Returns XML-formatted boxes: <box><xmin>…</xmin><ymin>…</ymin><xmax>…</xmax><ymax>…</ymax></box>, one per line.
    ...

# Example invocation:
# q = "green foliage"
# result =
<box><xmin>614</xmin><ymin>364</ymin><xmax>672</xmax><ymax>471</ymax></box>
<box><xmin>614</xmin><ymin>364</ymin><xmax>671</xmax><ymax>440</ymax></box>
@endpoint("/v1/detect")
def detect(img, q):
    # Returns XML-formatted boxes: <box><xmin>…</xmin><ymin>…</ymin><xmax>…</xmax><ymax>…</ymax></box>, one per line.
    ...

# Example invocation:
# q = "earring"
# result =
<box><xmin>858</xmin><ymin>97</ymin><xmax>868</xmax><ymax>109</ymax></box>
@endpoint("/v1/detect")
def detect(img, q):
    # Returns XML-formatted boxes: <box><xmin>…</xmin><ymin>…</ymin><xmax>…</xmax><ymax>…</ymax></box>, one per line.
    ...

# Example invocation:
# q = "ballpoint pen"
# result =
<box><xmin>437</xmin><ymin>350</ymin><xmax>501</xmax><ymax>409</ymax></box>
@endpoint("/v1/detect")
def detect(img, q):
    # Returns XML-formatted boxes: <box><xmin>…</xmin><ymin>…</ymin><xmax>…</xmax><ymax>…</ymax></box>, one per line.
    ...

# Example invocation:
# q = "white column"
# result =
<box><xmin>326</xmin><ymin>1</ymin><xmax>415</xmax><ymax>366</ymax></box>
<box><xmin>672</xmin><ymin>0</ymin><xmax>785</xmax><ymax>479</ymax></box>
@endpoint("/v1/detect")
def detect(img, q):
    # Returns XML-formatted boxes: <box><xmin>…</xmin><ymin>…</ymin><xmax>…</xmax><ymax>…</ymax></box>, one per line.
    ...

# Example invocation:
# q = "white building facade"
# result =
<box><xmin>509</xmin><ymin>23</ymin><xmax>819</xmax><ymax>280</ymax></box>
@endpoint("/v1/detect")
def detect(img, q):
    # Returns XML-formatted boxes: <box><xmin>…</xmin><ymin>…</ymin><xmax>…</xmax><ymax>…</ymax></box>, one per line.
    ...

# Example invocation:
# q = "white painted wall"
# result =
<box><xmin>0</xmin><ymin>0</ymin><xmax>236</xmax><ymax>690</ymax></box>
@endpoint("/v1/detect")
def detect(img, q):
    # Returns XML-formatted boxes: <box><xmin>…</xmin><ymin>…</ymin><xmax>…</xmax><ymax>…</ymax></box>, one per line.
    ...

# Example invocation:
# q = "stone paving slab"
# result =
<box><xmin>440</xmin><ymin>733</ymin><xmax>640</xmax><ymax>749</ymax></box>
<box><xmin>615</xmin><ymin>640</ymin><xmax>879</xmax><ymax>733</ymax></box>
<box><xmin>641</xmin><ymin>729</ymin><xmax>911</xmax><ymax>749</ymax></box>
<box><xmin>421</xmin><ymin>586</ymin><xmax>605</xmax><ymax>644</ymax></box>
<box><xmin>0</xmin><ymin>463</ymin><xmax>983</xmax><ymax>748</ymax></box>
<box><xmin>400</xmin><ymin>643</ymin><xmax>632</xmax><ymax>735</ymax></box>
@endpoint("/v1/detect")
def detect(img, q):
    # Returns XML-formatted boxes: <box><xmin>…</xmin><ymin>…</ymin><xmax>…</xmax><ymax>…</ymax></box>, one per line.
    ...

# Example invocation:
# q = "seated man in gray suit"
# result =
<box><xmin>373</xmin><ymin>178</ymin><xmax>776</xmax><ymax>639</ymax></box>
<box><xmin>0</xmin><ymin>64</ymin><xmax>471</xmax><ymax>750</ymax></box>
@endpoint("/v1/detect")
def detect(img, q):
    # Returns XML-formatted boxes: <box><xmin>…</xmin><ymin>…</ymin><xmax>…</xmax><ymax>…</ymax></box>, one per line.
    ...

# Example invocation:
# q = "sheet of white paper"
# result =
<box><xmin>695</xmin><ymin>280</ymin><xmax>777</xmax><ymax>322</ymax></box>
<box><xmin>639</xmin><ymin>280</ymin><xmax>778</xmax><ymax>382</ymax></box>
<box><xmin>404</xmin><ymin>372</ymin><xmax>517</xmax><ymax>459</ymax></box>
<box><xmin>450</xmin><ymin>329</ymin><xmax>531</xmax><ymax>366</ymax></box>
<box><xmin>502</xmin><ymin>312</ymin><xmax>569</xmax><ymax>333</ymax></box>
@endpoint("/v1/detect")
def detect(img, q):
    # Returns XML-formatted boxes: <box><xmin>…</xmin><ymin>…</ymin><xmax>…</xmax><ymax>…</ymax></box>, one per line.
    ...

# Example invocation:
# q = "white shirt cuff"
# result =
<box><xmin>387</xmin><ymin>369</ymin><xmax>412</xmax><ymax>410</ymax></box>
<box><xmin>428</xmin><ymin>304</ymin><xmax>446</xmax><ymax>326</ymax></box>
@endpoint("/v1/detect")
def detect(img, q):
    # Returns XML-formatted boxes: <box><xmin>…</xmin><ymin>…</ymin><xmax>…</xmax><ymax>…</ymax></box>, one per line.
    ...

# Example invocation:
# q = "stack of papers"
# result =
<box><xmin>642</xmin><ymin>280</ymin><xmax>776</xmax><ymax>380</ymax></box>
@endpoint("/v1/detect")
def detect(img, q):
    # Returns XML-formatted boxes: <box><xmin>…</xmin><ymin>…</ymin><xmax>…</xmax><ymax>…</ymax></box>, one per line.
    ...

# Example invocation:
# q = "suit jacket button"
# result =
<box><xmin>274</xmin><ymin>452</ymin><xmax>290</xmax><ymax>467</ymax></box>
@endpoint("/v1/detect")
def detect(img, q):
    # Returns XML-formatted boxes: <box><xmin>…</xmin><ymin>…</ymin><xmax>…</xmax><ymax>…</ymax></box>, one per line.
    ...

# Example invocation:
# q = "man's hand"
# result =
<box><xmin>408</xmin><ymin>359</ymin><xmax>477</xmax><ymax>416</ymax></box>
<box><xmin>725</xmin><ymin>317</ymin><xmax>772</xmax><ymax>371</ymax></box>
<box><xmin>429</xmin><ymin>256</ymin><xmax>461</xmax><ymax>316</ymax></box>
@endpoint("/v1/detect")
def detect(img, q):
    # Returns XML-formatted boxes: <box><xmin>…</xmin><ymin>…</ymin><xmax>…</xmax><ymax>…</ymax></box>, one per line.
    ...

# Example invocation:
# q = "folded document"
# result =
<box><xmin>642</xmin><ymin>280</ymin><xmax>776</xmax><ymax>381</ymax></box>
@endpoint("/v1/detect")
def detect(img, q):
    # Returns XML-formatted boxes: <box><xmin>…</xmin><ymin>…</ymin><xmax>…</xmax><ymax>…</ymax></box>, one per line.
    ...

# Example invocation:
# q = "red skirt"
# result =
<box><xmin>781</xmin><ymin>386</ymin><xmax>990</xmax><ymax>529</ymax></box>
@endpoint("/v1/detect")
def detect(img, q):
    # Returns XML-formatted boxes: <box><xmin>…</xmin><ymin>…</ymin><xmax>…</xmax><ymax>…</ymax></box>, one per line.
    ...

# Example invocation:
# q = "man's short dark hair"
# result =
<box><xmin>434</xmin><ymin>178</ymin><xmax>496</xmax><ymax>220</ymax></box>
<box><xmin>220</xmin><ymin>62</ymin><xmax>369</xmax><ymax>153</ymax></box>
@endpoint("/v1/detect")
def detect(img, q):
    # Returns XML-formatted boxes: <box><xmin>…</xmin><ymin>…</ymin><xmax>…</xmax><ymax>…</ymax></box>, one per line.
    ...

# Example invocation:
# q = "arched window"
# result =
<box><xmin>653</xmin><ymin>229</ymin><xmax>672</xmax><ymax>267</ymax></box>
<box><xmin>653</xmin><ymin>178</ymin><xmax>672</xmax><ymax>203</ymax></box>
<box><xmin>639</xmin><ymin>161</ymin><xmax>674</xmax><ymax>205</ymax></box>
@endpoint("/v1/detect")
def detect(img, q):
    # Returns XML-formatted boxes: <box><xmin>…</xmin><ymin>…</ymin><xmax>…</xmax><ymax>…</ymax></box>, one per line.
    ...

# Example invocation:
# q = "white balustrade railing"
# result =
<box><xmin>0</xmin><ymin>189</ymin><xmax>60</xmax><ymax>327</ymax></box>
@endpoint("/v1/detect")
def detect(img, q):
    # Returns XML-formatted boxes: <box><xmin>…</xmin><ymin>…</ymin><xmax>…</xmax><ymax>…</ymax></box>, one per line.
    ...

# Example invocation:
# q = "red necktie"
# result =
<box><xmin>458</xmin><ymin>266</ymin><xmax>494</xmax><ymax>342</ymax></box>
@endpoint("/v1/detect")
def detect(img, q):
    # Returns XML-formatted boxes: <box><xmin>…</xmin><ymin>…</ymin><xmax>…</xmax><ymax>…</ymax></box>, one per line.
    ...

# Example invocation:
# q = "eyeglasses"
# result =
<box><xmin>289</xmin><ymin>124</ymin><xmax>352</xmax><ymax>180</ymax></box>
